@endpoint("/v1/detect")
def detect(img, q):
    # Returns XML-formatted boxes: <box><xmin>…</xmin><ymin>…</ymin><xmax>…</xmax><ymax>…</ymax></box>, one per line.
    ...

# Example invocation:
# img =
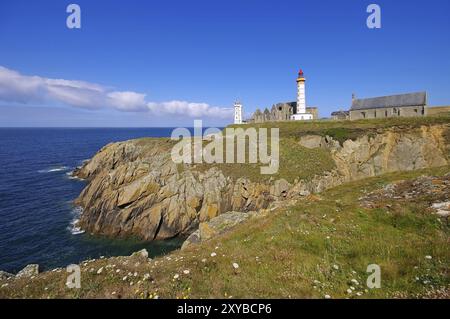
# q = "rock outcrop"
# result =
<box><xmin>181</xmin><ymin>211</ymin><xmax>260</xmax><ymax>250</ymax></box>
<box><xmin>16</xmin><ymin>264</ymin><xmax>39</xmax><ymax>278</ymax></box>
<box><xmin>331</xmin><ymin>125</ymin><xmax>449</xmax><ymax>181</ymax></box>
<box><xmin>73</xmin><ymin>139</ymin><xmax>288</xmax><ymax>240</ymax></box>
<box><xmin>73</xmin><ymin>124</ymin><xmax>449</xmax><ymax>242</ymax></box>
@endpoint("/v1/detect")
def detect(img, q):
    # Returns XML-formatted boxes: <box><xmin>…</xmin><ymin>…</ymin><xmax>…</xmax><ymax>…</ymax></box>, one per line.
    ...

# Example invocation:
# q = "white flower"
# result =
<box><xmin>173</xmin><ymin>274</ymin><xmax>180</xmax><ymax>279</ymax></box>
<box><xmin>211</xmin><ymin>252</ymin><xmax>217</xmax><ymax>257</ymax></box>
<box><xmin>332</xmin><ymin>264</ymin><xmax>339</xmax><ymax>270</ymax></box>
<box><xmin>232</xmin><ymin>263</ymin><xmax>239</xmax><ymax>269</ymax></box>
<box><xmin>324</xmin><ymin>294</ymin><xmax>331</xmax><ymax>299</ymax></box>
<box><xmin>425</xmin><ymin>255</ymin><xmax>432</xmax><ymax>260</ymax></box>
<box><xmin>201</xmin><ymin>258</ymin><xmax>207</xmax><ymax>263</ymax></box>
<box><xmin>346</xmin><ymin>289</ymin><xmax>352</xmax><ymax>294</ymax></box>
<box><xmin>183</xmin><ymin>270</ymin><xmax>190</xmax><ymax>275</ymax></box>
<box><xmin>97</xmin><ymin>267</ymin><xmax>103</xmax><ymax>274</ymax></box>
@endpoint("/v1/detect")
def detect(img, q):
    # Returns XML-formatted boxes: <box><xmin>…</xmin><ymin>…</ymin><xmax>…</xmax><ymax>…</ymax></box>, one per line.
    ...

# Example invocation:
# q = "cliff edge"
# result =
<box><xmin>73</xmin><ymin>122</ymin><xmax>449</xmax><ymax>242</ymax></box>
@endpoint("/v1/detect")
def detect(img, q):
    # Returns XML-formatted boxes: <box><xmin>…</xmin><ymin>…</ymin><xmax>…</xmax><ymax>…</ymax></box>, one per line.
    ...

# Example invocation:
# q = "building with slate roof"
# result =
<box><xmin>331</xmin><ymin>110</ymin><xmax>350</xmax><ymax>120</ymax></box>
<box><xmin>349</xmin><ymin>92</ymin><xmax>427</xmax><ymax>120</ymax></box>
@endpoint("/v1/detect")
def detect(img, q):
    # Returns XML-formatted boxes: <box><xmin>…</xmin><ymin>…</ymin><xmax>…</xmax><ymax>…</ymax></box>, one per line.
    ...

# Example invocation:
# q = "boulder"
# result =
<box><xmin>16</xmin><ymin>264</ymin><xmax>39</xmax><ymax>278</ymax></box>
<box><xmin>131</xmin><ymin>249</ymin><xmax>149</xmax><ymax>259</ymax></box>
<box><xmin>182</xmin><ymin>211</ymin><xmax>255</xmax><ymax>249</ymax></box>
<box><xmin>299</xmin><ymin>135</ymin><xmax>325</xmax><ymax>149</ymax></box>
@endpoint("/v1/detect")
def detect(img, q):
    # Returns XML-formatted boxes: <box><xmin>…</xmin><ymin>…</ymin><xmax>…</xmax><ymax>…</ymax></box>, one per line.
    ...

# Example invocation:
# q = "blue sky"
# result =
<box><xmin>0</xmin><ymin>0</ymin><xmax>449</xmax><ymax>127</ymax></box>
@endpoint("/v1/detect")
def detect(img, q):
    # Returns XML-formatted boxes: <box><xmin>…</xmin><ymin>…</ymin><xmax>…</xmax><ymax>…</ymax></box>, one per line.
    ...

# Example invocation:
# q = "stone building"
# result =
<box><xmin>248</xmin><ymin>69</ymin><xmax>318</xmax><ymax>123</ymax></box>
<box><xmin>251</xmin><ymin>103</ymin><xmax>318</xmax><ymax>123</ymax></box>
<box><xmin>331</xmin><ymin>110</ymin><xmax>350</xmax><ymax>120</ymax></box>
<box><xmin>349</xmin><ymin>92</ymin><xmax>427</xmax><ymax>120</ymax></box>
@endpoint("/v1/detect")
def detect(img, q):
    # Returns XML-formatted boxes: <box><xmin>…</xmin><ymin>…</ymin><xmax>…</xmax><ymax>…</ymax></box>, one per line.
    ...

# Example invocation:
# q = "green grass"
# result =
<box><xmin>192</xmin><ymin>137</ymin><xmax>336</xmax><ymax>183</ymax></box>
<box><xmin>231</xmin><ymin>114</ymin><xmax>450</xmax><ymax>140</ymax></box>
<box><xmin>114</xmin><ymin>116</ymin><xmax>449</xmax><ymax>184</ymax></box>
<box><xmin>192</xmin><ymin>115</ymin><xmax>449</xmax><ymax>182</ymax></box>
<box><xmin>2</xmin><ymin>166</ymin><xmax>448</xmax><ymax>299</ymax></box>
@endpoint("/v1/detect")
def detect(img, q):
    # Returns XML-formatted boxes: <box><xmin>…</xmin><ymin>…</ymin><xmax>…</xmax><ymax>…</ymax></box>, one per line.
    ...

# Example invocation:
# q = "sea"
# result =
<box><xmin>0</xmin><ymin>128</ymin><xmax>191</xmax><ymax>273</ymax></box>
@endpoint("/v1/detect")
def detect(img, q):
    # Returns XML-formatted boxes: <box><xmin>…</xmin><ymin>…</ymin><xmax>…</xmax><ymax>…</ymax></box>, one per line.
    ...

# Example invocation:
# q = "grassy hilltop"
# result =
<box><xmin>194</xmin><ymin>115</ymin><xmax>450</xmax><ymax>182</ymax></box>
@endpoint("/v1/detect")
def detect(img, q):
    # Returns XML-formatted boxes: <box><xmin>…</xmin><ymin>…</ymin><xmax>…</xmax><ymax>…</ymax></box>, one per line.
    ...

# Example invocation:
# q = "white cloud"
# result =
<box><xmin>0</xmin><ymin>67</ymin><xmax>44</xmax><ymax>104</ymax></box>
<box><xmin>0</xmin><ymin>66</ymin><xmax>233</xmax><ymax>119</ymax></box>
<box><xmin>147</xmin><ymin>101</ymin><xmax>233</xmax><ymax>119</ymax></box>
<box><xmin>107</xmin><ymin>91</ymin><xmax>148</xmax><ymax>111</ymax></box>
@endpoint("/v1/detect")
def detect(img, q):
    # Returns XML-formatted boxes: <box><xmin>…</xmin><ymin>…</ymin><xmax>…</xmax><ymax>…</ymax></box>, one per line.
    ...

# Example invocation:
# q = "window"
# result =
<box><xmin>385</xmin><ymin>110</ymin><xmax>388</xmax><ymax>117</ymax></box>
<box><xmin>361</xmin><ymin>112</ymin><xmax>366</xmax><ymax>119</ymax></box>
<box><xmin>374</xmin><ymin>111</ymin><xmax>377</xmax><ymax>118</ymax></box>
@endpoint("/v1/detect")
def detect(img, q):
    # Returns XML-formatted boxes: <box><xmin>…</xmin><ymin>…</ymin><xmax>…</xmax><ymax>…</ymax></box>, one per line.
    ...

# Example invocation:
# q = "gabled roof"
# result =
<box><xmin>331</xmin><ymin>110</ymin><xmax>349</xmax><ymax>116</ymax></box>
<box><xmin>351</xmin><ymin>92</ymin><xmax>427</xmax><ymax>111</ymax></box>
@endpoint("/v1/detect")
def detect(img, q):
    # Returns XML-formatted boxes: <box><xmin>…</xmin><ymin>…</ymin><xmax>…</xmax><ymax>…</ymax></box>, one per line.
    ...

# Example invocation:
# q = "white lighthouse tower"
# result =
<box><xmin>291</xmin><ymin>69</ymin><xmax>313</xmax><ymax>121</ymax></box>
<box><xmin>234</xmin><ymin>101</ymin><xmax>243</xmax><ymax>124</ymax></box>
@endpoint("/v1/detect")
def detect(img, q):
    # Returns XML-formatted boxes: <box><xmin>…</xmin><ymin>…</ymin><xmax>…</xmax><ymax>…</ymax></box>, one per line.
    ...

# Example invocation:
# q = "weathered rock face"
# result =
<box><xmin>331</xmin><ymin>125</ymin><xmax>449</xmax><ymax>181</ymax></box>
<box><xmin>74</xmin><ymin>125</ymin><xmax>449</xmax><ymax>241</ymax></box>
<box><xmin>74</xmin><ymin>139</ymin><xmax>288</xmax><ymax>240</ymax></box>
<box><xmin>16</xmin><ymin>264</ymin><xmax>39</xmax><ymax>278</ymax></box>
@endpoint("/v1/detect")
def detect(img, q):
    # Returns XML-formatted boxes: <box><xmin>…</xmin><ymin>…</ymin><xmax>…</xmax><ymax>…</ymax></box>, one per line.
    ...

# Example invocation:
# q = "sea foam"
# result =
<box><xmin>38</xmin><ymin>166</ymin><xmax>70</xmax><ymax>173</ymax></box>
<box><xmin>68</xmin><ymin>207</ymin><xmax>85</xmax><ymax>235</ymax></box>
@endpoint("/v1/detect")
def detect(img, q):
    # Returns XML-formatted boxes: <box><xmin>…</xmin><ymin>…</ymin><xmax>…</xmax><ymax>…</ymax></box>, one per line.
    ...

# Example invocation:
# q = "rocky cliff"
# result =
<box><xmin>73</xmin><ymin>138</ymin><xmax>288</xmax><ymax>240</ymax></box>
<box><xmin>73</xmin><ymin>124</ymin><xmax>449</xmax><ymax>241</ymax></box>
